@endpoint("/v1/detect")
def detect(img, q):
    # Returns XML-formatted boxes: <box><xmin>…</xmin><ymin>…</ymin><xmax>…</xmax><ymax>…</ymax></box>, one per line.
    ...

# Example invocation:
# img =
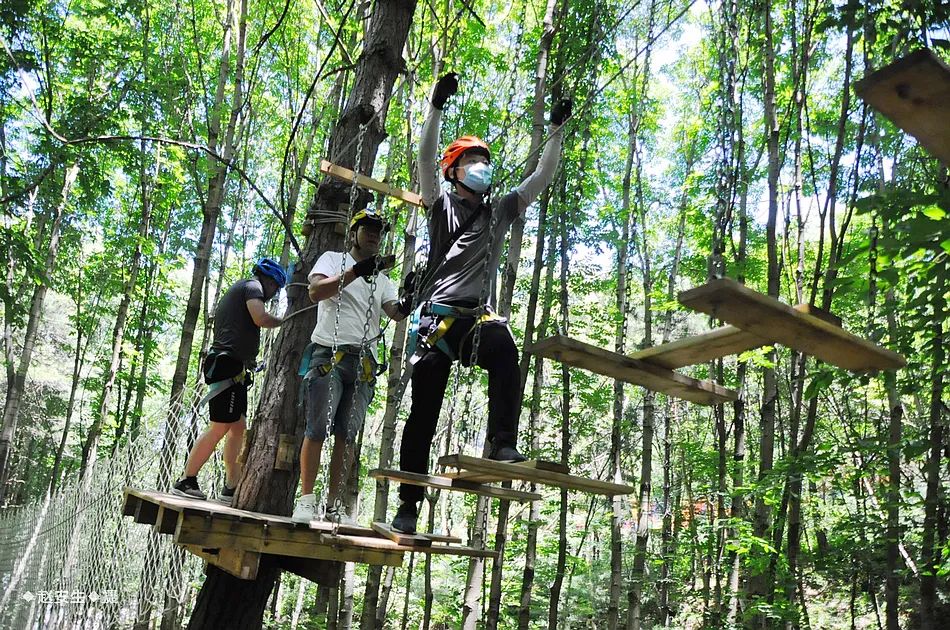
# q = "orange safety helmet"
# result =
<box><xmin>440</xmin><ymin>136</ymin><xmax>491</xmax><ymax>179</ymax></box>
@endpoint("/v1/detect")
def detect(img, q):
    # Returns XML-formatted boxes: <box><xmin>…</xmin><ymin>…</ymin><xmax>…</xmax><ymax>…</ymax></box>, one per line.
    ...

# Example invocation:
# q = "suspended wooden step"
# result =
<box><xmin>320</xmin><ymin>160</ymin><xmax>424</xmax><ymax>207</ymax></box>
<box><xmin>370</xmin><ymin>522</ymin><xmax>463</xmax><ymax>547</ymax></box>
<box><xmin>632</xmin><ymin>304</ymin><xmax>838</xmax><ymax>369</ymax></box>
<box><xmin>855</xmin><ymin>48</ymin><xmax>950</xmax><ymax>165</ymax></box>
<box><xmin>440</xmin><ymin>459</ymin><xmax>569</xmax><ymax>484</ymax></box>
<box><xmin>438</xmin><ymin>454</ymin><xmax>636</xmax><ymax>496</ymax></box>
<box><xmin>526</xmin><ymin>335</ymin><xmax>738</xmax><ymax>405</ymax></box>
<box><xmin>369</xmin><ymin>468</ymin><xmax>542</xmax><ymax>502</ymax></box>
<box><xmin>678</xmin><ymin>278</ymin><xmax>906</xmax><ymax>372</ymax></box>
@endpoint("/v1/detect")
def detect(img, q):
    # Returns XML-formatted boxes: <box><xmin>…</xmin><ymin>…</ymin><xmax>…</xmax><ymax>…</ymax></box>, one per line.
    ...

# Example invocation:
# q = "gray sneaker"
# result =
<box><xmin>171</xmin><ymin>477</ymin><xmax>206</xmax><ymax>500</ymax></box>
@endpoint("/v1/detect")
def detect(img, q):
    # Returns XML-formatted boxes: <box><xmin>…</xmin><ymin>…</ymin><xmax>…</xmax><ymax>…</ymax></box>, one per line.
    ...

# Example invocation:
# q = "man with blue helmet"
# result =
<box><xmin>173</xmin><ymin>257</ymin><xmax>286</xmax><ymax>504</ymax></box>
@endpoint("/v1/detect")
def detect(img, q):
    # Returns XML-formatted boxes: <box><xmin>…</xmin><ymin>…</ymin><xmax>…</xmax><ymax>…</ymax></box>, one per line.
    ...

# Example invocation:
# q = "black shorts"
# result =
<box><xmin>203</xmin><ymin>354</ymin><xmax>248</xmax><ymax>424</ymax></box>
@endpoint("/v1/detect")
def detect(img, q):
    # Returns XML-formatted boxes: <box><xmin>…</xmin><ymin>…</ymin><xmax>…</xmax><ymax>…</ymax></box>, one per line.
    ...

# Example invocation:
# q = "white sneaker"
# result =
<box><xmin>292</xmin><ymin>494</ymin><xmax>317</xmax><ymax>523</ymax></box>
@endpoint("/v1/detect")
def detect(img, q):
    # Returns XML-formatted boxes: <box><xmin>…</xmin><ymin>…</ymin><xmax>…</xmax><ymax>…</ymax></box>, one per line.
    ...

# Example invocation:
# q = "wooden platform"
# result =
<box><xmin>855</xmin><ymin>49</ymin><xmax>950</xmax><ymax>165</ymax></box>
<box><xmin>526</xmin><ymin>335</ymin><xmax>738</xmax><ymax>405</ymax></box>
<box><xmin>369</xmin><ymin>468</ymin><xmax>542</xmax><ymax>502</ymax></box>
<box><xmin>678</xmin><ymin>278</ymin><xmax>906</xmax><ymax>372</ymax></box>
<box><xmin>122</xmin><ymin>488</ymin><xmax>495</xmax><ymax>580</ymax></box>
<box><xmin>632</xmin><ymin>304</ymin><xmax>835</xmax><ymax>369</ymax></box>
<box><xmin>438</xmin><ymin>454</ymin><xmax>635</xmax><ymax>496</ymax></box>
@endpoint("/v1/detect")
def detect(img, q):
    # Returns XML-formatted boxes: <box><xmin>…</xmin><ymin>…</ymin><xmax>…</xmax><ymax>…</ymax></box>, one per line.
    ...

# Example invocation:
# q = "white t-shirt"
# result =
<box><xmin>309</xmin><ymin>251</ymin><xmax>398</xmax><ymax>362</ymax></box>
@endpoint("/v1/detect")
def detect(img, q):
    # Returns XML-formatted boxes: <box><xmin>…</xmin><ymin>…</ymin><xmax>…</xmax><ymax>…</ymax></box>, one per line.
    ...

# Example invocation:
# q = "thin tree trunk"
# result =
<box><xmin>919</xmin><ymin>272</ymin><xmax>946</xmax><ymax>630</ymax></box>
<box><xmin>547</xmin><ymin>200</ymin><xmax>571</xmax><ymax>630</ymax></box>
<box><xmin>518</xmin><ymin>218</ymin><xmax>558</xmax><ymax>630</ymax></box>
<box><xmin>750</xmin><ymin>0</ymin><xmax>781</xmax><ymax>618</ymax></box>
<box><xmin>0</xmin><ymin>164</ymin><xmax>79</xmax><ymax>500</ymax></box>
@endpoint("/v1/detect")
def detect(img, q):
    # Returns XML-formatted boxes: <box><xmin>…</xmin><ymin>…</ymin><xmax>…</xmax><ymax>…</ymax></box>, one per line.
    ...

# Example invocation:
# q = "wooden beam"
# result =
<box><xmin>526</xmin><ymin>335</ymin><xmax>738</xmax><ymax>405</ymax></box>
<box><xmin>372</xmin><ymin>522</ymin><xmax>432</xmax><ymax>547</ymax></box>
<box><xmin>184</xmin><ymin>545</ymin><xmax>260</xmax><ymax>581</ymax></box>
<box><xmin>153</xmin><ymin>505</ymin><xmax>179</xmax><ymax>535</ymax></box>
<box><xmin>678</xmin><ymin>278</ymin><xmax>906</xmax><ymax>372</ymax></box>
<box><xmin>368</xmin><ymin>468</ymin><xmax>542</xmax><ymax>502</ymax></box>
<box><xmin>320</xmin><ymin>160</ymin><xmax>424</xmax><ymax>207</ymax></box>
<box><xmin>438</xmin><ymin>454</ymin><xmax>636</xmax><ymax>496</ymax></box>
<box><xmin>855</xmin><ymin>48</ymin><xmax>950</xmax><ymax>165</ymax></box>
<box><xmin>320</xmin><ymin>532</ymin><xmax>499</xmax><ymax>560</ymax></box>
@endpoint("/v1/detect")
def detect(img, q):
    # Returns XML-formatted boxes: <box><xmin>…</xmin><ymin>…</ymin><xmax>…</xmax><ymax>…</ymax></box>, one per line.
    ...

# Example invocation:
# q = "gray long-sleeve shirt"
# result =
<box><xmin>417</xmin><ymin>105</ymin><xmax>563</xmax><ymax>308</ymax></box>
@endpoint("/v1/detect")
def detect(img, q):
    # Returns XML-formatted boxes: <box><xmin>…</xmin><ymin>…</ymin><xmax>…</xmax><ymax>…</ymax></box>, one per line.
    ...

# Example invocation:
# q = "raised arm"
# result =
<box><xmin>418</xmin><ymin>73</ymin><xmax>459</xmax><ymax>207</ymax></box>
<box><xmin>515</xmin><ymin>98</ymin><xmax>572</xmax><ymax>212</ymax></box>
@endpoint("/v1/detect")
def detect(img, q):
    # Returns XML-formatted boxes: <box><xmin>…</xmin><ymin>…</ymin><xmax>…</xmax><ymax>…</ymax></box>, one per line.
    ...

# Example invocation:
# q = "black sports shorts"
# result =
<box><xmin>203</xmin><ymin>354</ymin><xmax>248</xmax><ymax>424</ymax></box>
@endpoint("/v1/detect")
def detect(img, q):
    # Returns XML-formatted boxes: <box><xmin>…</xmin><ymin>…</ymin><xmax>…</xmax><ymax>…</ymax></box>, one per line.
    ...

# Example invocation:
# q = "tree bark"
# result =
<box><xmin>186</xmin><ymin>2</ymin><xmax>416</xmax><ymax>627</ymax></box>
<box><xmin>919</xmin><ymin>271</ymin><xmax>946</xmax><ymax>630</ymax></box>
<box><xmin>0</xmin><ymin>164</ymin><xmax>79</xmax><ymax>501</ymax></box>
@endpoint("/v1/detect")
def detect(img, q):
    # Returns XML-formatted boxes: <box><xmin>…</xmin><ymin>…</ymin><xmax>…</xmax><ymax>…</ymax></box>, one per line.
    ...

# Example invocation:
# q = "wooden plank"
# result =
<box><xmin>438</xmin><ymin>454</ymin><xmax>636</xmax><ymax>496</ymax></box>
<box><xmin>184</xmin><ymin>545</ymin><xmax>260</xmax><ymax>580</ymax></box>
<box><xmin>440</xmin><ymin>461</ymin><xmax>566</xmax><ymax>484</ymax></box>
<box><xmin>132</xmin><ymin>496</ymin><xmax>159</xmax><ymax>526</ymax></box>
<box><xmin>320</xmin><ymin>533</ymin><xmax>498</xmax><ymax>560</ymax></box>
<box><xmin>368</xmin><ymin>469</ymin><xmax>542</xmax><ymax>502</ymax></box>
<box><xmin>855</xmin><ymin>49</ymin><xmax>950</xmax><ymax>165</ymax></box>
<box><xmin>320</xmin><ymin>160</ymin><xmax>424</xmax><ymax>207</ymax></box>
<box><xmin>153</xmin><ymin>505</ymin><xmax>179</xmax><ymax>535</ymax></box>
<box><xmin>526</xmin><ymin>335</ymin><xmax>737</xmax><ymax>405</ymax></box>
<box><xmin>419</xmin><ymin>531</ymin><xmax>463</xmax><ymax>545</ymax></box>
<box><xmin>122</xmin><ymin>489</ymin><xmax>140</xmax><ymax>518</ymax></box>
<box><xmin>678</xmin><ymin>278</ymin><xmax>906</xmax><ymax>371</ymax></box>
<box><xmin>372</xmin><ymin>522</ymin><xmax>432</xmax><ymax>547</ymax></box>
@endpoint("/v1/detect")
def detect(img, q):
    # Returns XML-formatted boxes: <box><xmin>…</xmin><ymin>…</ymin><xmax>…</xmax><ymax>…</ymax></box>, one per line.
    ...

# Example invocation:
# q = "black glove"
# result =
<box><xmin>352</xmin><ymin>255</ymin><xmax>396</xmax><ymax>278</ymax></box>
<box><xmin>395</xmin><ymin>271</ymin><xmax>418</xmax><ymax>316</ymax></box>
<box><xmin>550</xmin><ymin>98</ymin><xmax>573</xmax><ymax>126</ymax></box>
<box><xmin>432</xmin><ymin>73</ymin><xmax>459</xmax><ymax>110</ymax></box>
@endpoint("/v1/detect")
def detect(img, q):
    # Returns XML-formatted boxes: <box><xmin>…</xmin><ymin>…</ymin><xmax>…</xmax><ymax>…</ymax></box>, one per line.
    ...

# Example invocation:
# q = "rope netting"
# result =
<box><xmin>0</xmin><ymin>383</ymin><xmax>221</xmax><ymax>629</ymax></box>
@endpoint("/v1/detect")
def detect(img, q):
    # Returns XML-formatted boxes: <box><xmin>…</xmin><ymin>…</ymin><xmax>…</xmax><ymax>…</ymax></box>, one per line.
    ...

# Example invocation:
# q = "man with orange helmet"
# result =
<box><xmin>392</xmin><ymin>72</ymin><xmax>571</xmax><ymax>533</ymax></box>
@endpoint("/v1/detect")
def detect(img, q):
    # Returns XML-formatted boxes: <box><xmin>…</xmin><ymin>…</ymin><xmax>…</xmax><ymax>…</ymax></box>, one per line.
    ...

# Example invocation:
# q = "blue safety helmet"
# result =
<box><xmin>253</xmin><ymin>257</ymin><xmax>288</xmax><ymax>288</ymax></box>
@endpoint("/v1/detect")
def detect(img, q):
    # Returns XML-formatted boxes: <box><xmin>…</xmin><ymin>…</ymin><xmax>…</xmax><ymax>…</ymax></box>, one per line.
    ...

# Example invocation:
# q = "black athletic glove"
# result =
<box><xmin>432</xmin><ymin>73</ymin><xmax>459</xmax><ymax>110</ymax></box>
<box><xmin>550</xmin><ymin>98</ymin><xmax>573</xmax><ymax>126</ymax></box>
<box><xmin>395</xmin><ymin>271</ymin><xmax>418</xmax><ymax>316</ymax></box>
<box><xmin>352</xmin><ymin>255</ymin><xmax>396</xmax><ymax>278</ymax></box>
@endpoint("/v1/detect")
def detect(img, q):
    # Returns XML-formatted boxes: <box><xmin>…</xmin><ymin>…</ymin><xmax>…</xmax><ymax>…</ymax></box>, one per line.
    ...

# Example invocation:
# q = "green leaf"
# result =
<box><xmin>921</xmin><ymin>205</ymin><xmax>947</xmax><ymax>221</ymax></box>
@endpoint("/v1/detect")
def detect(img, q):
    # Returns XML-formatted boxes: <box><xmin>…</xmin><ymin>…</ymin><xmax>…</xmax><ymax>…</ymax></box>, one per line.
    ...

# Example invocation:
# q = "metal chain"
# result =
<box><xmin>318</xmin><ymin>123</ymin><xmax>367</xmax><ymax>515</ymax></box>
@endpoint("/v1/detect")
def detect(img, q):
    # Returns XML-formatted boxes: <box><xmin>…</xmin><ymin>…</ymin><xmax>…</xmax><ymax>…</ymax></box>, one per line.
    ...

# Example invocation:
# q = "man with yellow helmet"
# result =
<box><xmin>292</xmin><ymin>208</ymin><xmax>410</xmax><ymax>524</ymax></box>
<box><xmin>391</xmin><ymin>72</ymin><xmax>571</xmax><ymax>534</ymax></box>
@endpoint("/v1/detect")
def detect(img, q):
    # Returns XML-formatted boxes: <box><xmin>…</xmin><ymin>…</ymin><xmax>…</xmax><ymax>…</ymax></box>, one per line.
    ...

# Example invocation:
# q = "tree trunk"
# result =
<box><xmin>187</xmin><ymin>2</ymin><xmax>416</xmax><ymax>627</ymax></box>
<box><xmin>547</xmin><ymin>194</ymin><xmax>571</xmax><ymax>630</ymax></box>
<box><xmin>919</xmin><ymin>272</ymin><xmax>946</xmax><ymax>630</ymax></box>
<box><xmin>749</xmin><ymin>0</ymin><xmax>781</xmax><ymax>618</ymax></box>
<box><xmin>497</xmin><ymin>0</ymin><xmax>559</xmax><ymax>316</ymax></box>
<box><xmin>518</xmin><ymin>219</ymin><xmax>558</xmax><ymax>630</ymax></box>
<box><xmin>0</xmin><ymin>164</ymin><xmax>79</xmax><ymax>501</ymax></box>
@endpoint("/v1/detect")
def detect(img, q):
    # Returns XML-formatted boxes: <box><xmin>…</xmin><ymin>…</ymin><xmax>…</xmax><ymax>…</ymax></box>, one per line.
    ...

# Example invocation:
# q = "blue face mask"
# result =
<box><xmin>460</xmin><ymin>162</ymin><xmax>493</xmax><ymax>193</ymax></box>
